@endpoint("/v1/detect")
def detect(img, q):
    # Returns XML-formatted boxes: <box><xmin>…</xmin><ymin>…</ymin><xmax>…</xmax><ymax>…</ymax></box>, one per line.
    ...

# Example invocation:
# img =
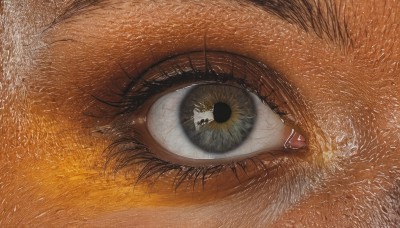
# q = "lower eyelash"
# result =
<box><xmin>105</xmin><ymin>134</ymin><xmax>270</xmax><ymax>191</ymax></box>
<box><xmin>93</xmin><ymin>51</ymin><xmax>300</xmax><ymax>191</ymax></box>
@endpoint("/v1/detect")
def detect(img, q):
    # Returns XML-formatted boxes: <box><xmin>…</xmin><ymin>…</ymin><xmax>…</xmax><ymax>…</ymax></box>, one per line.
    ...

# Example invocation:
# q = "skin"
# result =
<box><xmin>1</xmin><ymin>0</ymin><xmax>399</xmax><ymax>227</ymax></box>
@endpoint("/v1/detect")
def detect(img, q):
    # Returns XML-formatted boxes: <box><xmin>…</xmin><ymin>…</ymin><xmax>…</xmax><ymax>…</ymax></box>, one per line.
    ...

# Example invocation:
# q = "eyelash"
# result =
<box><xmin>105</xmin><ymin>134</ymin><xmax>271</xmax><ymax>191</ymax></box>
<box><xmin>95</xmin><ymin>53</ymin><xmax>285</xmax><ymax>116</ymax></box>
<box><xmin>94</xmin><ymin>51</ymin><xmax>291</xmax><ymax>191</ymax></box>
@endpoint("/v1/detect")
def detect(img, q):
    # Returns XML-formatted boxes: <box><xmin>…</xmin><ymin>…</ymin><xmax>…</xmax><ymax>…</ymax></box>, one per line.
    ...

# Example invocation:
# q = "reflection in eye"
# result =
<box><xmin>100</xmin><ymin>51</ymin><xmax>307</xmax><ymax>190</ymax></box>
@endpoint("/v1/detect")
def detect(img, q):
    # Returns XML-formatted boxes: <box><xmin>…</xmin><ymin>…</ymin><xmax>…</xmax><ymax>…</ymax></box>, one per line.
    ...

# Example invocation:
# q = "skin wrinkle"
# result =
<box><xmin>0</xmin><ymin>0</ymin><xmax>399</xmax><ymax>227</ymax></box>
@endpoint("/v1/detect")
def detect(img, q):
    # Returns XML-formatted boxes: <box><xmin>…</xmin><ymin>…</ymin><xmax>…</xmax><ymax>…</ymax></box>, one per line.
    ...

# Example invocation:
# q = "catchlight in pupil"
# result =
<box><xmin>213</xmin><ymin>102</ymin><xmax>232</xmax><ymax>123</ymax></box>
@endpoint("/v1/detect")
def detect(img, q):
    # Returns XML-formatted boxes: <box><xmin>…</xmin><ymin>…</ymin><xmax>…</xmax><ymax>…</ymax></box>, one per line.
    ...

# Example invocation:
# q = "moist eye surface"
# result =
<box><xmin>180</xmin><ymin>84</ymin><xmax>256</xmax><ymax>153</ymax></box>
<box><xmin>100</xmin><ymin>51</ymin><xmax>307</xmax><ymax>191</ymax></box>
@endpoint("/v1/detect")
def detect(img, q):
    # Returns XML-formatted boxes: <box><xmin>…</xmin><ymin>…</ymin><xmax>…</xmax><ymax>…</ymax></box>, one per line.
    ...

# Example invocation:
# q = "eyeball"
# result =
<box><xmin>146</xmin><ymin>83</ymin><xmax>295</xmax><ymax>161</ymax></box>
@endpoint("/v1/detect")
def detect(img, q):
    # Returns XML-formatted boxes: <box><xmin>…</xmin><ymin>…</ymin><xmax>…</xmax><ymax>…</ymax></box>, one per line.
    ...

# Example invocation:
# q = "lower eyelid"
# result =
<box><xmin>103</xmin><ymin>135</ymin><xmax>303</xmax><ymax>195</ymax></box>
<box><xmin>92</xmin><ymin>51</ymin><xmax>310</xmax><ymax>196</ymax></box>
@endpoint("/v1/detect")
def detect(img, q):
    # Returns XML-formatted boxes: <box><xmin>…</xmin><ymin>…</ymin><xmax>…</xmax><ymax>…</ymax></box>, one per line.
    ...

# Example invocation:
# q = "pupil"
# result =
<box><xmin>213</xmin><ymin>102</ymin><xmax>232</xmax><ymax>123</ymax></box>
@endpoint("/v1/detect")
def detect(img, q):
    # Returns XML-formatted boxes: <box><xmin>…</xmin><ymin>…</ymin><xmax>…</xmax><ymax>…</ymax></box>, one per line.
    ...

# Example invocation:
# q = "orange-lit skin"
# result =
<box><xmin>1</xmin><ymin>0</ymin><xmax>399</xmax><ymax>227</ymax></box>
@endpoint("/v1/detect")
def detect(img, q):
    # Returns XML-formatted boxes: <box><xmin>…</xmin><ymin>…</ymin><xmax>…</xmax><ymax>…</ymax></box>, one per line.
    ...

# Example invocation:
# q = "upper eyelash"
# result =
<box><xmin>93</xmin><ymin>52</ymin><xmax>286</xmax><ymax>117</ymax></box>
<box><xmin>95</xmin><ymin>51</ymin><xmax>291</xmax><ymax>191</ymax></box>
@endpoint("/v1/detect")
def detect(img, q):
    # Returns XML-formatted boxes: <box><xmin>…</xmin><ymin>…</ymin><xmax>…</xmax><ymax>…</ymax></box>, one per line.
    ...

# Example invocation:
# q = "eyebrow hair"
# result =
<box><xmin>51</xmin><ymin>0</ymin><xmax>352</xmax><ymax>48</ymax></box>
<box><xmin>249</xmin><ymin>0</ymin><xmax>352</xmax><ymax>47</ymax></box>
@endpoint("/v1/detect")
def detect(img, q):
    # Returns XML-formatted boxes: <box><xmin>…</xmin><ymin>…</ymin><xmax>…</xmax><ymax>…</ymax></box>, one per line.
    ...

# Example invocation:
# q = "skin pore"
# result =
<box><xmin>1</xmin><ymin>0</ymin><xmax>399</xmax><ymax>226</ymax></box>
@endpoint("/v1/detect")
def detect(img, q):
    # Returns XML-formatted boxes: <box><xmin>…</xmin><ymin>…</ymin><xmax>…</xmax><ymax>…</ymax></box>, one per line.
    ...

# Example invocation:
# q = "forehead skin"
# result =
<box><xmin>1</xmin><ymin>0</ymin><xmax>400</xmax><ymax>227</ymax></box>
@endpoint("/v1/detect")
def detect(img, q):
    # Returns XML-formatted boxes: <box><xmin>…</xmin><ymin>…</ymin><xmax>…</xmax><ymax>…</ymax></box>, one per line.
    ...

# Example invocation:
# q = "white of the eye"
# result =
<box><xmin>147</xmin><ymin>85</ymin><xmax>286</xmax><ymax>160</ymax></box>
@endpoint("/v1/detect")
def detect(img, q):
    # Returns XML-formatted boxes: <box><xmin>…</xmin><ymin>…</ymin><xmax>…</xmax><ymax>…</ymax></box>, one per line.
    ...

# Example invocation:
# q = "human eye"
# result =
<box><xmin>95</xmin><ymin>51</ymin><xmax>307</xmax><ymax>191</ymax></box>
<box><xmin>29</xmin><ymin>0</ymin><xmax>362</xmax><ymax>223</ymax></box>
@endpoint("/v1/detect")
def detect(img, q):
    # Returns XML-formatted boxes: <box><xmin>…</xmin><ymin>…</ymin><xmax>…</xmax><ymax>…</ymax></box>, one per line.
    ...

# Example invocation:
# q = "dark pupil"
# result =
<box><xmin>213</xmin><ymin>102</ymin><xmax>232</xmax><ymax>123</ymax></box>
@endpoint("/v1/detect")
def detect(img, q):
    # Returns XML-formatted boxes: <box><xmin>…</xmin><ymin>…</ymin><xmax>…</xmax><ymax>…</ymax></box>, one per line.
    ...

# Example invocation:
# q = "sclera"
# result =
<box><xmin>147</xmin><ymin>84</ymin><xmax>289</xmax><ymax>161</ymax></box>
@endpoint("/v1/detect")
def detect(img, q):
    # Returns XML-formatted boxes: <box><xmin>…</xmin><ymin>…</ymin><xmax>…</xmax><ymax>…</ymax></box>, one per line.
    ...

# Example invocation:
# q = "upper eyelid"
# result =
<box><xmin>93</xmin><ymin>51</ymin><xmax>282</xmax><ymax>115</ymax></box>
<box><xmin>99</xmin><ymin>51</ymin><xmax>307</xmax><ymax>190</ymax></box>
<box><xmin>47</xmin><ymin>0</ymin><xmax>352</xmax><ymax>48</ymax></box>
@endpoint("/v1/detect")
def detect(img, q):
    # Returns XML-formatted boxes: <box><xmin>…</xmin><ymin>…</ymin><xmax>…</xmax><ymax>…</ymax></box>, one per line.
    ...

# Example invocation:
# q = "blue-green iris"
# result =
<box><xmin>180</xmin><ymin>84</ymin><xmax>256</xmax><ymax>153</ymax></box>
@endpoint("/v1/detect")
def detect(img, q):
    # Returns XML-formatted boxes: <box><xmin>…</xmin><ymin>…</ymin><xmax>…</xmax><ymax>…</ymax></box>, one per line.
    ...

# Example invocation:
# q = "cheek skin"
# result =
<box><xmin>16</xmin><ymin>113</ymin><xmax>249</xmax><ymax>208</ymax></box>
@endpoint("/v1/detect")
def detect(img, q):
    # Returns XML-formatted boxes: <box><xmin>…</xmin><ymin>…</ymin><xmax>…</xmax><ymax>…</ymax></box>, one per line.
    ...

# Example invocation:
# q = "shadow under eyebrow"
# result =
<box><xmin>49</xmin><ymin>0</ymin><xmax>352</xmax><ymax>49</ymax></box>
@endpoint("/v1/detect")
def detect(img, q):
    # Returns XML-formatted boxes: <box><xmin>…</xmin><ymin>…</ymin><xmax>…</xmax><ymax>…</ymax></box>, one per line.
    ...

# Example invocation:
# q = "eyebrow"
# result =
<box><xmin>52</xmin><ymin>0</ymin><xmax>352</xmax><ymax>48</ymax></box>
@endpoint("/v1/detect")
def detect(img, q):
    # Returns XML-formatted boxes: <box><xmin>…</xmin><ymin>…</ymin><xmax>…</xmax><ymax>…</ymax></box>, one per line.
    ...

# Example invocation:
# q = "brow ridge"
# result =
<box><xmin>50</xmin><ymin>0</ymin><xmax>352</xmax><ymax>48</ymax></box>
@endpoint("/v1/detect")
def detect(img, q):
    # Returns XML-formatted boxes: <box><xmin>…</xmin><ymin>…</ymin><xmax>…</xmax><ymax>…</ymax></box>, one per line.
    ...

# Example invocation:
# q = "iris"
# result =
<box><xmin>180</xmin><ymin>84</ymin><xmax>256</xmax><ymax>153</ymax></box>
